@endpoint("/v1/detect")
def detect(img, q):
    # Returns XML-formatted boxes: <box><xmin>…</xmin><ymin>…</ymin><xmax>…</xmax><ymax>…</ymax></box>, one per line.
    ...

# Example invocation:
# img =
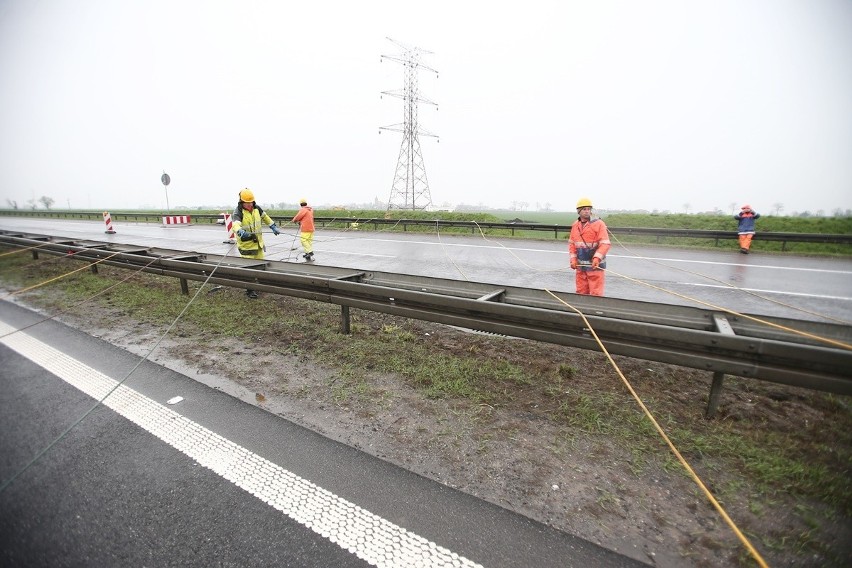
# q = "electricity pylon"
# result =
<box><xmin>380</xmin><ymin>37</ymin><xmax>438</xmax><ymax>211</ymax></box>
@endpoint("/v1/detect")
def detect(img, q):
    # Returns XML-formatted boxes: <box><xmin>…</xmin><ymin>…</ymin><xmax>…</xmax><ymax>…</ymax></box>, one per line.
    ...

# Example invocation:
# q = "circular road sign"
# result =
<box><xmin>161</xmin><ymin>173</ymin><xmax>171</xmax><ymax>186</ymax></box>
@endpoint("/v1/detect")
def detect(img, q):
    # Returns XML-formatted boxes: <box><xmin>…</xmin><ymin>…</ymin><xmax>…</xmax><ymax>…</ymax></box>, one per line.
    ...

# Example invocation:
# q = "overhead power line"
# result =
<box><xmin>379</xmin><ymin>37</ymin><xmax>439</xmax><ymax>211</ymax></box>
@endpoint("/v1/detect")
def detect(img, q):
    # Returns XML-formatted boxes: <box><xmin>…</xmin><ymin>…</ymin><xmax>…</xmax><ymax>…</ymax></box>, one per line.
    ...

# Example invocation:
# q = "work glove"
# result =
<box><xmin>239</xmin><ymin>231</ymin><xmax>256</xmax><ymax>242</ymax></box>
<box><xmin>592</xmin><ymin>257</ymin><xmax>601</xmax><ymax>269</ymax></box>
<box><xmin>570</xmin><ymin>259</ymin><xmax>578</xmax><ymax>270</ymax></box>
<box><xmin>270</xmin><ymin>223</ymin><xmax>280</xmax><ymax>236</ymax></box>
<box><xmin>236</xmin><ymin>228</ymin><xmax>247</xmax><ymax>239</ymax></box>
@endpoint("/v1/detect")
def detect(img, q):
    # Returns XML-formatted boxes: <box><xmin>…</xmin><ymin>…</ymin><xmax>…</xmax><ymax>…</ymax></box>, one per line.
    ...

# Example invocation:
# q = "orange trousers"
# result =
<box><xmin>738</xmin><ymin>233</ymin><xmax>754</xmax><ymax>250</ymax></box>
<box><xmin>575</xmin><ymin>269</ymin><xmax>605</xmax><ymax>296</ymax></box>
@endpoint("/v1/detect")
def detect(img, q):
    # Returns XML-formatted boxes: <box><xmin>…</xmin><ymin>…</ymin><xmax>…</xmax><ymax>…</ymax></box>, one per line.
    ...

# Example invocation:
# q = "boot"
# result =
<box><xmin>246</xmin><ymin>289</ymin><xmax>259</xmax><ymax>299</ymax></box>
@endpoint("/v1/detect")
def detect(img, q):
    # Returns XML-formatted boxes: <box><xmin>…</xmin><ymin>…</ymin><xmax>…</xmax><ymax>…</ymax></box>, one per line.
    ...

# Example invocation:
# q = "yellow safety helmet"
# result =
<box><xmin>576</xmin><ymin>197</ymin><xmax>593</xmax><ymax>209</ymax></box>
<box><xmin>239</xmin><ymin>188</ymin><xmax>255</xmax><ymax>202</ymax></box>
<box><xmin>299</xmin><ymin>197</ymin><xmax>308</xmax><ymax>205</ymax></box>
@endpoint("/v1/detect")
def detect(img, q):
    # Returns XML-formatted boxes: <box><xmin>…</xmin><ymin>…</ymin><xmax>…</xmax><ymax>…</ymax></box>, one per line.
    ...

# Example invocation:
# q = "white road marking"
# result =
<box><xmin>0</xmin><ymin>321</ymin><xmax>482</xmax><ymax>568</ymax></box>
<box><xmin>608</xmin><ymin>254</ymin><xmax>852</xmax><ymax>274</ymax></box>
<box><xmin>679</xmin><ymin>283</ymin><xmax>852</xmax><ymax>302</ymax></box>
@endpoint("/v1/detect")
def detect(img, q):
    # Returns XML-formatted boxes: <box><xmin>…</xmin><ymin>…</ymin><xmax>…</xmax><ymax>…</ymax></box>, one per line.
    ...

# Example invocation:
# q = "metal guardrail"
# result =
<box><xmin>312</xmin><ymin>217</ymin><xmax>852</xmax><ymax>247</ymax></box>
<box><xmin>2</xmin><ymin>231</ymin><xmax>849</xmax><ymax>405</ymax></box>
<box><xmin>1</xmin><ymin>210</ymin><xmax>850</xmax><ymax>249</ymax></box>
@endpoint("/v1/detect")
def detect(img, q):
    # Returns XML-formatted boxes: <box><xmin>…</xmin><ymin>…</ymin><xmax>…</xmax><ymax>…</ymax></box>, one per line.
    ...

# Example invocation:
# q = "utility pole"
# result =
<box><xmin>380</xmin><ymin>37</ymin><xmax>438</xmax><ymax>211</ymax></box>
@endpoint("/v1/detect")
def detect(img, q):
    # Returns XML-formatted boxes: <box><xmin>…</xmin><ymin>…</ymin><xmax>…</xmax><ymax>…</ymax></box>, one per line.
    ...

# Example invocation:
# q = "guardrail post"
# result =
<box><xmin>706</xmin><ymin>314</ymin><xmax>736</xmax><ymax>418</ymax></box>
<box><xmin>706</xmin><ymin>371</ymin><xmax>725</xmax><ymax>419</ymax></box>
<box><xmin>179</xmin><ymin>278</ymin><xmax>189</xmax><ymax>295</ymax></box>
<box><xmin>340</xmin><ymin>305</ymin><xmax>351</xmax><ymax>334</ymax></box>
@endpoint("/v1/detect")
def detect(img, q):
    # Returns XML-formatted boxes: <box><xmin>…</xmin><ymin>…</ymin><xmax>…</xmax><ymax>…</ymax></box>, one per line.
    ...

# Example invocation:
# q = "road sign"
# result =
<box><xmin>161</xmin><ymin>173</ymin><xmax>171</xmax><ymax>186</ymax></box>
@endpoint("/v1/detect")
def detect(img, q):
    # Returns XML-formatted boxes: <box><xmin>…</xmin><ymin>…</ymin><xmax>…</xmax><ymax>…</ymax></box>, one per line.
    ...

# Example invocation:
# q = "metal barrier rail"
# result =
<box><xmin>2</xmin><ymin>231</ymin><xmax>849</xmax><ymax>406</ymax></box>
<box><xmin>1</xmin><ymin>210</ymin><xmax>850</xmax><ymax>247</ymax></box>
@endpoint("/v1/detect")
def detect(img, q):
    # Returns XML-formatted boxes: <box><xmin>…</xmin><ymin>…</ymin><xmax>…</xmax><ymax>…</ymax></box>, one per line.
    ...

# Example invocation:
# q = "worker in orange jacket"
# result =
<box><xmin>734</xmin><ymin>204</ymin><xmax>760</xmax><ymax>254</ymax></box>
<box><xmin>569</xmin><ymin>197</ymin><xmax>611</xmax><ymax>296</ymax></box>
<box><xmin>292</xmin><ymin>198</ymin><xmax>315</xmax><ymax>262</ymax></box>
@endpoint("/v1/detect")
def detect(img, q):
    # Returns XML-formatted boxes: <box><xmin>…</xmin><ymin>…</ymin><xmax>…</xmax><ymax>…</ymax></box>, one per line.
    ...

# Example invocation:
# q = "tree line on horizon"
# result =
<box><xmin>4</xmin><ymin>196</ymin><xmax>850</xmax><ymax>219</ymax></box>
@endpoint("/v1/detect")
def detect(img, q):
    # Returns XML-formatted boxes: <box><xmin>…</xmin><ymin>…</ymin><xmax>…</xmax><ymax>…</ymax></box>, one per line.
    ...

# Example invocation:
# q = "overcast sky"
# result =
<box><xmin>1</xmin><ymin>0</ymin><xmax>850</xmax><ymax>215</ymax></box>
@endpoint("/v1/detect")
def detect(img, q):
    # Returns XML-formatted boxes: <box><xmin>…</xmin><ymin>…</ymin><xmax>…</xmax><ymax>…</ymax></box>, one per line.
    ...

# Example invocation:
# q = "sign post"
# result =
<box><xmin>161</xmin><ymin>172</ymin><xmax>171</xmax><ymax>215</ymax></box>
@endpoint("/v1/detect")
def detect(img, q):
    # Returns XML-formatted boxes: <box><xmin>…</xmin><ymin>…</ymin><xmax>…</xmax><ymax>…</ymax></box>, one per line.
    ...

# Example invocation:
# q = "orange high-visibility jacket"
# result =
<box><xmin>569</xmin><ymin>218</ymin><xmax>611</xmax><ymax>270</ymax></box>
<box><xmin>292</xmin><ymin>206</ymin><xmax>315</xmax><ymax>232</ymax></box>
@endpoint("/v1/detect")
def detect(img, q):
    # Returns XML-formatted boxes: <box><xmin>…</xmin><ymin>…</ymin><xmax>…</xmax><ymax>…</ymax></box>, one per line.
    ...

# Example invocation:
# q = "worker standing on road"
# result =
<box><xmin>569</xmin><ymin>197</ymin><xmax>611</xmax><ymax>296</ymax></box>
<box><xmin>734</xmin><ymin>204</ymin><xmax>760</xmax><ymax>254</ymax></box>
<box><xmin>232</xmin><ymin>188</ymin><xmax>281</xmax><ymax>298</ymax></box>
<box><xmin>292</xmin><ymin>198</ymin><xmax>315</xmax><ymax>262</ymax></box>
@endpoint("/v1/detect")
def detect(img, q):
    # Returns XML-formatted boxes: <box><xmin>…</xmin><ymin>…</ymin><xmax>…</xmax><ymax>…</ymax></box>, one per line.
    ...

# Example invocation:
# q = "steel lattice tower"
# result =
<box><xmin>380</xmin><ymin>38</ymin><xmax>438</xmax><ymax>211</ymax></box>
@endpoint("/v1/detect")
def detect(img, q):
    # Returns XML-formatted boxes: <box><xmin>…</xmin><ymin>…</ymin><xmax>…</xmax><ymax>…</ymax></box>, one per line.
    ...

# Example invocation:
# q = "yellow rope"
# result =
<box><xmin>0</xmin><ymin>242</ymin><xmax>52</xmax><ymax>257</ymax></box>
<box><xmin>1</xmin><ymin>251</ymin><xmax>124</xmax><ymax>299</ymax></box>
<box><xmin>545</xmin><ymin>289</ymin><xmax>770</xmax><ymax>568</ymax></box>
<box><xmin>0</xmin><ymin>255</ymin><xmax>163</xmax><ymax>340</ymax></box>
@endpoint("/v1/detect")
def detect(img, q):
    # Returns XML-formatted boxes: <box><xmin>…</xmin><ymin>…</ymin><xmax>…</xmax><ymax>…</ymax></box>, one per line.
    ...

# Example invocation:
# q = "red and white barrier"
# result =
<box><xmin>162</xmin><ymin>215</ymin><xmax>192</xmax><ymax>226</ymax></box>
<box><xmin>103</xmin><ymin>211</ymin><xmax>116</xmax><ymax>234</ymax></box>
<box><xmin>223</xmin><ymin>213</ymin><xmax>235</xmax><ymax>244</ymax></box>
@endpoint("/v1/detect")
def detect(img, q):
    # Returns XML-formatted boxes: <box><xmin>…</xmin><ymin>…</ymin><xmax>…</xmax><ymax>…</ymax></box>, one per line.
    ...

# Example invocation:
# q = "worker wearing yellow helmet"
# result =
<box><xmin>232</xmin><ymin>188</ymin><xmax>281</xmax><ymax>298</ymax></box>
<box><xmin>568</xmin><ymin>197</ymin><xmax>611</xmax><ymax>296</ymax></box>
<box><xmin>291</xmin><ymin>197</ymin><xmax>316</xmax><ymax>262</ymax></box>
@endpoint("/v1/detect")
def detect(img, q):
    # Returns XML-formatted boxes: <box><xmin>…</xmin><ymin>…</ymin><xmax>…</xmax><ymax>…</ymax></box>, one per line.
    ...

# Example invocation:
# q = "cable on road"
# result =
<box><xmin>268</xmin><ymin>217</ymin><xmax>410</xmax><ymax>260</ymax></box>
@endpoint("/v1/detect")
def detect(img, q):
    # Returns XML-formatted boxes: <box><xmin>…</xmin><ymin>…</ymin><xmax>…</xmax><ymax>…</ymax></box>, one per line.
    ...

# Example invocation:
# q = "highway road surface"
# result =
<box><xmin>1</xmin><ymin>216</ymin><xmax>850</xmax><ymax>322</ymax></box>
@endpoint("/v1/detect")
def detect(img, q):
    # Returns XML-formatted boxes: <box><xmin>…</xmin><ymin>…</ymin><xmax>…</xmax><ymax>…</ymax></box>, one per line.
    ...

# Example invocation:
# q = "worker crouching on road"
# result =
<box><xmin>292</xmin><ymin>198</ymin><xmax>315</xmax><ymax>262</ymax></box>
<box><xmin>734</xmin><ymin>204</ymin><xmax>760</xmax><ymax>254</ymax></box>
<box><xmin>569</xmin><ymin>197</ymin><xmax>611</xmax><ymax>296</ymax></box>
<box><xmin>232</xmin><ymin>188</ymin><xmax>281</xmax><ymax>298</ymax></box>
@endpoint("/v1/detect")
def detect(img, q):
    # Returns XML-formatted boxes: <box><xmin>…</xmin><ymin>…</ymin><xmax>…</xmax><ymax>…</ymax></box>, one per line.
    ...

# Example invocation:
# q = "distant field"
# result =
<box><xmin>488</xmin><ymin>210</ymin><xmax>852</xmax><ymax>233</ymax></box>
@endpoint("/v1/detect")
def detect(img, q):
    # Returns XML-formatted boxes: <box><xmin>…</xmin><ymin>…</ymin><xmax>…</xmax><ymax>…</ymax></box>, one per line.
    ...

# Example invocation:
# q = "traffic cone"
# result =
<box><xmin>103</xmin><ymin>211</ymin><xmax>116</xmax><ymax>234</ymax></box>
<box><xmin>223</xmin><ymin>213</ymin><xmax>235</xmax><ymax>244</ymax></box>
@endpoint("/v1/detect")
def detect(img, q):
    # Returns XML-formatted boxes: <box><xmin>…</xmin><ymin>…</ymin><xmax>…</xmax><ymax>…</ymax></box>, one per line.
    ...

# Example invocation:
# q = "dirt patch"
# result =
<box><xmin>10</xmin><ymin>288</ymin><xmax>852</xmax><ymax>568</ymax></box>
